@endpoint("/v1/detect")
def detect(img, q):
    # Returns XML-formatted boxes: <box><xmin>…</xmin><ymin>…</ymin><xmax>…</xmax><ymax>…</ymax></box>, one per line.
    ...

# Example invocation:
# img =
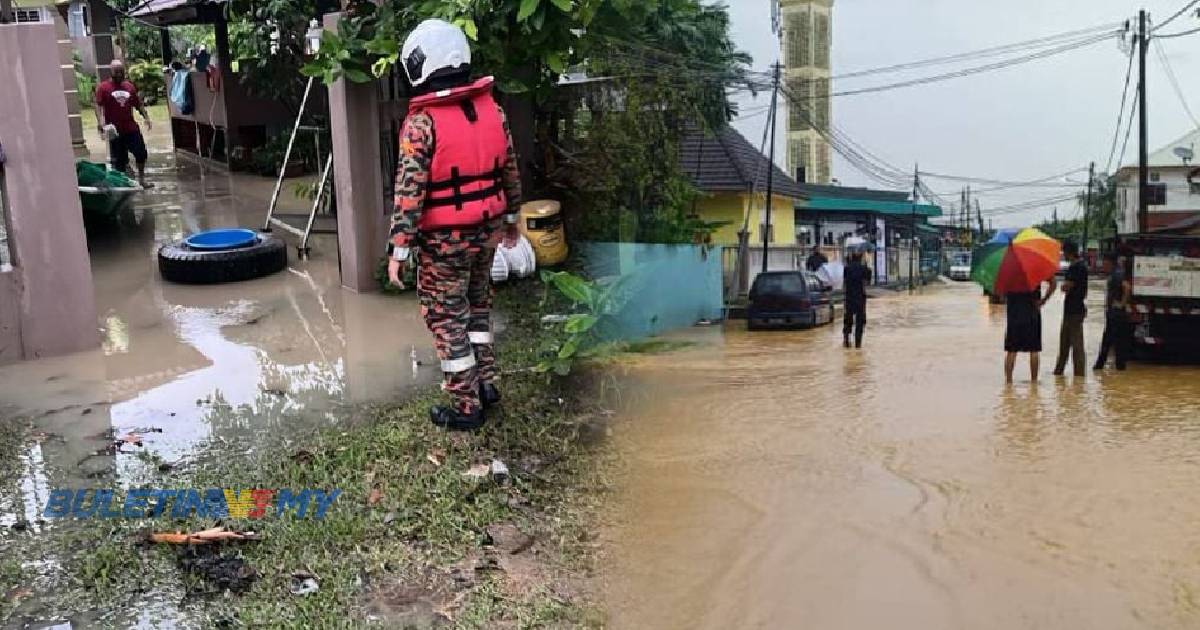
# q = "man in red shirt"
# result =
<box><xmin>95</xmin><ymin>60</ymin><xmax>153</xmax><ymax>186</ymax></box>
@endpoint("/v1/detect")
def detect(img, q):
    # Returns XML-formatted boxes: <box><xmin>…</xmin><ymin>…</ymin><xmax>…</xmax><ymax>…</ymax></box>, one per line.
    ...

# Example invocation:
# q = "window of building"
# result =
<box><xmin>814</xmin><ymin>78</ymin><xmax>830</xmax><ymax>131</ymax></box>
<box><xmin>14</xmin><ymin>7</ymin><xmax>47</xmax><ymax>22</ymax></box>
<box><xmin>788</xmin><ymin>78</ymin><xmax>810</xmax><ymax>130</ymax></box>
<box><xmin>1150</xmin><ymin>171</ymin><xmax>1160</xmax><ymax>182</ymax></box>
<box><xmin>0</xmin><ymin>163</ymin><xmax>13</xmax><ymax>271</ymax></box>
<box><xmin>798</xmin><ymin>10</ymin><xmax>811</xmax><ymax>68</ymax></box>
<box><xmin>817</xmin><ymin>143</ymin><xmax>831</xmax><ymax>184</ymax></box>
<box><xmin>815</xmin><ymin>14</ymin><xmax>830</xmax><ymax>69</ymax></box>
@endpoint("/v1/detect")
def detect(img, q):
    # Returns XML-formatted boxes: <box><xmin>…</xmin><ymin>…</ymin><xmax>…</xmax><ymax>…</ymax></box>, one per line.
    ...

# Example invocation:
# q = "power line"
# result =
<box><xmin>1152</xmin><ymin>36</ymin><xmax>1200</xmax><ymax>129</ymax></box>
<box><xmin>1152</xmin><ymin>0</ymin><xmax>1200</xmax><ymax>32</ymax></box>
<box><xmin>1155</xmin><ymin>25</ymin><xmax>1200</xmax><ymax>38</ymax></box>
<box><xmin>824</xmin><ymin>32</ymin><xmax>1120</xmax><ymax>100</ymax></box>
<box><xmin>831</xmin><ymin>22</ymin><xmax>1123</xmax><ymax>81</ymax></box>
<box><xmin>1105</xmin><ymin>48</ymin><xmax>1136</xmax><ymax>173</ymax></box>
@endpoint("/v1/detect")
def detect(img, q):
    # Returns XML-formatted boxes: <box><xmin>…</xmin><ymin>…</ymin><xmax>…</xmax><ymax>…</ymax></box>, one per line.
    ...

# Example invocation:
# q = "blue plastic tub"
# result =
<box><xmin>184</xmin><ymin>229</ymin><xmax>260</xmax><ymax>251</ymax></box>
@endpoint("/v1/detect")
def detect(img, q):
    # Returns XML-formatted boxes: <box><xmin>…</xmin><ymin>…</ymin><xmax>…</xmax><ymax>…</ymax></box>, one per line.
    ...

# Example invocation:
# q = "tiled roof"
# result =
<box><xmin>679</xmin><ymin>125</ymin><xmax>805</xmax><ymax>199</ymax></box>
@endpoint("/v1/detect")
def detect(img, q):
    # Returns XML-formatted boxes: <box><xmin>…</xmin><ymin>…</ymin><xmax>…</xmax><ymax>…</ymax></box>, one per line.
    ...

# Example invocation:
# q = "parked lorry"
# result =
<box><xmin>1111</xmin><ymin>234</ymin><xmax>1200</xmax><ymax>356</ymax></box>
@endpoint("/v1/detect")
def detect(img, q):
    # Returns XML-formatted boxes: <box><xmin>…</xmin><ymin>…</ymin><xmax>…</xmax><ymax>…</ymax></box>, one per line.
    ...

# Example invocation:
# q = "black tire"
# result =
<box><xmin>158</xmin><ymin>233</ymin><xmax>287</xmax><ymax>284</ymax></box>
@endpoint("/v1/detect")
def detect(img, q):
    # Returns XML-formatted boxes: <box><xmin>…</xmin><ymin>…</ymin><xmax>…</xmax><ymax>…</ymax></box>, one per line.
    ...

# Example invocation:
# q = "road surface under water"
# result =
<box><xmin>604</xmin><ymin>281</ymin><xmax>1200</xmax><ymax>630</ymax></box>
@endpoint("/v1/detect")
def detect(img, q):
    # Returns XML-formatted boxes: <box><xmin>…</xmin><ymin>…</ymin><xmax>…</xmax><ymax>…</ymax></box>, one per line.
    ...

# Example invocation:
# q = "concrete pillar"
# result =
<box><xmin>87</xmin><ymin>0</ymin><xmax>114</xmax><ymax>80</ymax></box>
<box><xmin>52</xmin><ymin>10</ymin><xmax>88</xmax><ymax>155</ymax></box>
<box><xmin>325</xmin><ymin>12</ymin><xmax>386</xmax><ymax>293</ymax></box>
<box><xmin>0</xmin><ymin>23</ymin><xmax>100</xmax><ymax>363</ymax></box>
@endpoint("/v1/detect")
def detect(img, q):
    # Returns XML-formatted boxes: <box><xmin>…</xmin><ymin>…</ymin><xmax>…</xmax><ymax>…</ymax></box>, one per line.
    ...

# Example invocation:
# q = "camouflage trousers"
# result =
<box><xmin>416</xmin><ymin>228</ymin><xmax>498</xmax><ymax>415</ymax></box>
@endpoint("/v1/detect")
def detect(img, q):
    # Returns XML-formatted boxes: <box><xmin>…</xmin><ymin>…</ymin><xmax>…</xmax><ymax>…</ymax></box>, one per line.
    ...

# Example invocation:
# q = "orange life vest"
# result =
<box><xmin>407</xmin><ymin>76</ymin><xmax>508</xmax><ymax>230</ymax></box>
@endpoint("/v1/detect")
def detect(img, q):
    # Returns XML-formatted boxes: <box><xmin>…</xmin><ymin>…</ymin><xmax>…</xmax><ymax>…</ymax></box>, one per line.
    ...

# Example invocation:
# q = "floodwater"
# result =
<box><xmin>605</xmin><ymin>281</ymin><xmax>1200</xmax><ymax>630</ymax></box>
<box><xmin>0</xmin><ymin>114</ymin><xmax>438</xmax><ymax>523</ymax></box>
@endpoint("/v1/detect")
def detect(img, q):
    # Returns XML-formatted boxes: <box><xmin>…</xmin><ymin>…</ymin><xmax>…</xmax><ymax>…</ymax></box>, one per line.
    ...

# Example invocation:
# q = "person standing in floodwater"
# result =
<box><xmin>1004</xmin><ymin>276</ymin><xmax>1057</xmax><ymax>383</ymax></box>
<box><xmin>1053</xmin><ymin>240</ymin><xmax>1088</xmax><ymax>377</ymax></box>
<box><xmin>386</xmin><ymin>19</ymin><xmax>522</xmax><ymax>431</ymax></box>
<box><xmin>1094</xmin><ymin>252</ymin><xmax>1133</xmax><ymax>371</ymax></box>
<box><xmin>842</xmin><ymin>252</ymin><xmax>870</xmax><ymax>348</ymax></box>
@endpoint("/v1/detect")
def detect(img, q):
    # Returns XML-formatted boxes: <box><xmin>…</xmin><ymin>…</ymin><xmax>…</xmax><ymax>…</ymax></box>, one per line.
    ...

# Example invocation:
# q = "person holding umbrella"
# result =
<box><xmin>842</xmin><ymin>237</ymin><xmax>873</xmax><ymax>348</ymax></box>
<box><xmin>970</xmin><ymin>228</ymin><xmax>1062</xmax><ymax>383</ymax></box>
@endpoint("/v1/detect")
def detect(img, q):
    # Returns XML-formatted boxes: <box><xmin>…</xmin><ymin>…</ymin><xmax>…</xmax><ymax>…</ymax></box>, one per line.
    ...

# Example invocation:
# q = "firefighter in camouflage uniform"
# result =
<box><xmin>387</xmin><ymin>19</ymin><xmax>522</xmax><ymax>431</ymax></box>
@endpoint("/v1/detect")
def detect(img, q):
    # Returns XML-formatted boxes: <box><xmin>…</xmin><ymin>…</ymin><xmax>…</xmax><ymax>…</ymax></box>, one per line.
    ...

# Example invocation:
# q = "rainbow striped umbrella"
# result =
<box><xmin>971</xmin><ymin>227</ymin><xmax>1062</xmax><ymax>295</ymax></box>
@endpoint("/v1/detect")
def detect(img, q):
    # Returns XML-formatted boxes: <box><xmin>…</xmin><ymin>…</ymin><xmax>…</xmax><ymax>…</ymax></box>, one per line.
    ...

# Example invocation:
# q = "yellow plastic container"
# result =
<box><xmin>519</xmin><ymin>200</ymin><xmax>569</xmax><ymax>266</ymax></box>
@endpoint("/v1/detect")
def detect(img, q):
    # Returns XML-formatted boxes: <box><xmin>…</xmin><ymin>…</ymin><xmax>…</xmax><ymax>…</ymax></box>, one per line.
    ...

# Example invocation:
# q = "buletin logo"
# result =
<box><xmin>42</xmin><ymin>488</ymin><xmax>341</xmax><ymax>520</ymax></box>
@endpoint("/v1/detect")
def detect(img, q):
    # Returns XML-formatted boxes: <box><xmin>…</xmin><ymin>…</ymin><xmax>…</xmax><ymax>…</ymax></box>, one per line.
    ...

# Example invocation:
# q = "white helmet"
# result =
<box><xmin>402</xmin><ymin>19</ymin><xmax>471</xmax><ymax>88</ymax></box>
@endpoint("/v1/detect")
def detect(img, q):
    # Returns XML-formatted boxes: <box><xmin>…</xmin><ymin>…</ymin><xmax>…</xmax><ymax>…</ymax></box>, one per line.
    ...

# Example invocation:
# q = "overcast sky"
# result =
<box><xmin>727</xmin><ymin>0</ymin><xmax>1200</xmax><ymax>228</ymax></box>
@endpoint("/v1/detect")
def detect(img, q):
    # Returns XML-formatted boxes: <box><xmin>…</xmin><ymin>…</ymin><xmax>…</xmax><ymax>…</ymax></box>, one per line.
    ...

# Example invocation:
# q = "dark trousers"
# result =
<box><xmin>843</xmin><ymin>301</ymin><xmax>866</xmax><ymax>347</ymax></box>
<box><xmin>1095</xmin><ymin>311</ymin><xmax>1131</xmax><ymax>370</ymax></box>
<box><xmin>109</xmin><ymin>130</ymin><xmax>148</xmax><ymax>174</ymax></box>
<box><xmin>1054</xmin><ymin>313</ymin><xmax>1086</xmax><ymax>375</ymax></box>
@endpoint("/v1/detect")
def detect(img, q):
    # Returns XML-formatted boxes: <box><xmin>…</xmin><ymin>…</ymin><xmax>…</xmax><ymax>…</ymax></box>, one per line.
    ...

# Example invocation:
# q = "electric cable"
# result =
<box><xmin>1153</xmin><ymin>0</ymin><xmax>1200</xmax><ymax>32</ymax></box>
<box><xmin>1153</xmin><ymin>36</ymin><xmax>1200</xmax><ymax>129</ymax></box>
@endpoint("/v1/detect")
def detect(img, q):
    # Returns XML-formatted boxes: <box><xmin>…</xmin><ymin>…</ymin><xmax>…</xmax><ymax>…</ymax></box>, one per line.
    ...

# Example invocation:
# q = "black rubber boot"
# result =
<box><xmin>480</xmin><ymin>382</ymin><xmax>501</xmax><ymax>409</ymax></box>
<box><xmin>429</xmin><ymin>406</ymin><xmax>485</xmax><ymax>432</ymax></box>
<box><xmin>843</xmin><ymin>336</ymin><xmax>851</xmax><ymax>348</ymax></box>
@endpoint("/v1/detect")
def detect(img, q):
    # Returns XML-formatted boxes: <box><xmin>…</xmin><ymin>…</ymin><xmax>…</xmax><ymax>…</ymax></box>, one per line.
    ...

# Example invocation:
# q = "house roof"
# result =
<box><xmin>129</xmin><ymin>0</ymin><xmax>227</xmax><ymax>24</ymax></box>
<box><xmin>1118</xmin><ymin>127</ymin><xmax>1200</xmax><ymax>171</ymax></box>
<box><xmin>799</xmin><ymin>196</ymin><xmax>943</xmax><ymax>218</ymax></box>
<box><xmin>794</xmin><ymin>182</ymin><xmax>910</xmax><ymax>202</ymax></box>
<box><xmin>679</xmin><ymin>125</ymin><xmax>805</xmax><ymax>199</ymax></box>
<box><xmin>1158</xmin><ymin>212</ymin><xmax>1200</xmax><ymax>234</ymax></box>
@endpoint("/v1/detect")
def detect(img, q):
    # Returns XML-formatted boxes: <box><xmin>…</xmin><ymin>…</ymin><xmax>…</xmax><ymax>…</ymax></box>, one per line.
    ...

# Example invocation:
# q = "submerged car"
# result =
<box><xmin>948</xmin><ymin>252</ymin><xmax>972</xmax><ymax>281</ymax></box>
<box><xmin>747</xmin><ymin>271</ymin><xmax>835</xmax><ymax>330</ymax></box>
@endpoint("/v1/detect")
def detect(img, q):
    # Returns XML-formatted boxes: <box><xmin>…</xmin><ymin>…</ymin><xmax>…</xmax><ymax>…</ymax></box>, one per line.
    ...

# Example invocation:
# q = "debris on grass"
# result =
<box><xmin>147</xmin><ymin>526</ymin><xmax>260</xmax><ymax>545</ymax></box>
<box><xmin>289</xmin><ymin>570</ymin><xmax>320</xmax><ymax>596</ymax></box>
<box><xmin>463</xmin><ymin>463</ymin><xmax>491</xmax><ymax>480</ymax></box>
<box><xmin>177</xmin><ymin>546</ymin><xmax>257</xmax><ymax>595</ymax></box>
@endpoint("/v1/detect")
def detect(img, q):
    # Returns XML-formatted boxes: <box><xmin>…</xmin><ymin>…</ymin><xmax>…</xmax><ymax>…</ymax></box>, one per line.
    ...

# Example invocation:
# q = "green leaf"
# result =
<box><xmin>344</xmin><ymin>67</ymin><xmax>372</xmax><ymax>83</ymax></box>
<box><xmin>546</xmin><ymin>52</ymin><xmax>565</xmax><ymax>74</ymax></box>
<box><xmin>551</xmin><ymin>273</ymin><xmax>594</xmax><ymax>305</ymax></box>
<box><xmin>552</xmin><ymin>357</ymin><xmax>573</xmax><ymax>376</ymax></box>
<box><xmin>497</xmin><ymin>80</ymin><xmax>531</xmax><ymax>94</ymax></box>
<box><xmin>549</xmin><ymin>0</ymin><xmax>571</xmax><ymax>11</ymax></box>
<box><xmin>517</xmin><ymin>0</ymin><xmax>541</xmax><ymax>22</ymax></box>
<box><xmin>462</xmin><ymin>18</ymin><xmax>478</xmax><ymax>41</ymax></box>
<box><xmin>564</xmin><ymin>314</ymin><xmax>598</xmax><ymax>334</ymax></box>
<box><xmin>558</xmin><ymin>336</ymin><xmax>580</xmax><ymax>359</ymax></box>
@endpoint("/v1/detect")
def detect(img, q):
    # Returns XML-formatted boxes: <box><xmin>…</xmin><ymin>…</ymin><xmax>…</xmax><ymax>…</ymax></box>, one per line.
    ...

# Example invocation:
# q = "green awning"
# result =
<box><xmin>798</xmin><ymin>196</ymin><xmax>943</xmax><ymax>218</ymax></box>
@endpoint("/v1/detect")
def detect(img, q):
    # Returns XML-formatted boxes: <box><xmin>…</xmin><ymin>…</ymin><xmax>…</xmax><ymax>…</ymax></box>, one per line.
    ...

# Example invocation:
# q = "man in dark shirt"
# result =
<box><xmin>1094</xmin><ymin>252</ymin><xmax>1133</xmax><ymax>371</ymax></box>
<box><xmin>842</xmin><ymin>252</ymin><xmax>870</xmax><ymax>348</ymax></box>
<box><xmin>805</xmin><ymin>245</ymin><xmax>828</xmax><ymax>273</ymax></box>
<box><xmin>1053</xmin><ymin>240</ymin><xmax>1089</xmax><ymax>376</ymax></box>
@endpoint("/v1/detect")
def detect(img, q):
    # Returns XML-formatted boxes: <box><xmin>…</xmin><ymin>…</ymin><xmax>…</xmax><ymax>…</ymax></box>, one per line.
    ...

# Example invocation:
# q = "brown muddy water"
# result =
<box><xmin>605</xmin><ymin>281</ymin><xmax>1200</xmax><ymax>630</ymax></box>
<box><xmin>0</xmin><ymin>118</ymin><xmax>437</xmax><ymax>522</ymax></box>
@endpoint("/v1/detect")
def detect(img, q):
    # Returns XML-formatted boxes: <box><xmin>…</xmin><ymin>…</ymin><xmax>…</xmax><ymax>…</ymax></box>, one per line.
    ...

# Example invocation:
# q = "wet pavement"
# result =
<box><xmin>0</xmin><ymin>112</ymin><xmax>438</xmax><ymax>522</ymax></box>
<box><xmin>604</xmin><ymin>281</ymin><xmax>1200</xmax><ymax>630</ymax></box>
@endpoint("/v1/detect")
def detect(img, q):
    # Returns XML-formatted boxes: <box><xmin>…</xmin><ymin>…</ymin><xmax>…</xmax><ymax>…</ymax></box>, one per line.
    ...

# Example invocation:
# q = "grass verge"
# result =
<box><xmin>0</xmin><ymin>278</ymin><xmax>613</xmax><ymax>628</ymax></box>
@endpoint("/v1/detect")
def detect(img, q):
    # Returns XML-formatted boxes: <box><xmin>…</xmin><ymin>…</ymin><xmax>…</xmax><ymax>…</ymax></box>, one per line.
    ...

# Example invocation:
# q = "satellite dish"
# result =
<box><xmin>1174</xmin><ymin>146</ymin><xmax>1195</xmax><ymax>164</ymax></box>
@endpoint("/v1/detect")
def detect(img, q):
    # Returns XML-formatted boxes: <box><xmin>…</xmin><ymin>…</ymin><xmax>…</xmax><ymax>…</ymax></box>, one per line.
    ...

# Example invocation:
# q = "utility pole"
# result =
<box><xmin>1138</xmin><ymin>9</ymin><xmax>1150</xmax><ymax>233</ymax></box>
<box><xmin>1083</xmin><ymin>161</ymin><xmax>1095</xmax><ymax>255</ymax></box>
<box><xmin>910</xmin><ymin>164</ymin><xmax>919</xmax><ymax>293</ymax></box>
<box><xmin>976</xmin><ymin>199</ymin><xmax>984</xmax><ymax>240</ymax></box>
<box><xmin>762</xmin><ymin>62</ymin><xmax>781</xmax><ymax>275</ymax></box>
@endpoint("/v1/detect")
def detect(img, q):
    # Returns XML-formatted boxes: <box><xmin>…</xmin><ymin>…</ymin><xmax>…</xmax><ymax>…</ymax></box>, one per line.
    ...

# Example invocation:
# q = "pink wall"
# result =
<box><xmin>0</xmin><ymin>23</ymin><xmax>100</xmax><ymax>363</ymax></box>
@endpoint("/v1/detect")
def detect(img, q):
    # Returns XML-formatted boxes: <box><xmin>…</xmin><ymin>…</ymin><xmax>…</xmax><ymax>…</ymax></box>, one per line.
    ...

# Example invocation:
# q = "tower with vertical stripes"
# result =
<box><xmin>780</xmin><ymin>0</ymin><xmax>832</xmax><ymax>184</ymax></box>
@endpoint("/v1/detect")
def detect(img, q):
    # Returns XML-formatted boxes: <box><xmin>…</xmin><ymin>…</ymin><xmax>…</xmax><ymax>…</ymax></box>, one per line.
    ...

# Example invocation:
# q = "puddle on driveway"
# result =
<box><xmin>605</xmin><ymin>283</ymin><xmax>1200</xmax><ymax>630</ymax></box>
<box><xmin>0</xmin><ymin>122</ymin><xmax>438</xmax><ymax>520</ymax></box>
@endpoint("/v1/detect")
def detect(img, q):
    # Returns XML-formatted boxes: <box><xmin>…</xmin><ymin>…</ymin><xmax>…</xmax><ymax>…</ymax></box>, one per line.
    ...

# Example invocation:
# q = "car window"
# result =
<box><xmin>754</xmin><ymin>274</ymin><xmax>806</xmax><ymax>295</ymax></box>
